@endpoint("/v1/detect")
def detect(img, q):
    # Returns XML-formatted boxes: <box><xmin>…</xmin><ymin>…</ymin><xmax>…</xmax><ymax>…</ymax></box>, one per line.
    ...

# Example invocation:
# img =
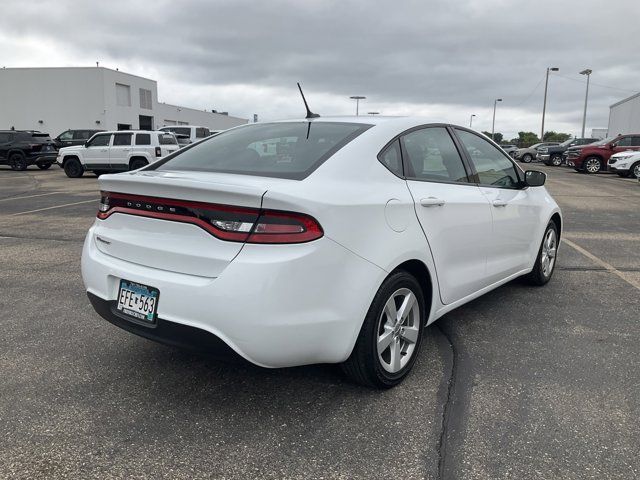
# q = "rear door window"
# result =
<box><xmin>113</xmin><ymin>133</ymin><xmax>132</xmax><ymax>146</ymax></box>
<box><xmin>151</xmin><ymin>122</ymin><xmax>372</xmax><ymax>180</ymax></box>
<box><xmin>400</xmin><ymin>127</ymin><xmax>469</xmax><ymax>183</ymax></box>
<box><xmin>135</xmin><ymin>133</ymin><xmax>151</xmax><ymax>146</ymax></box>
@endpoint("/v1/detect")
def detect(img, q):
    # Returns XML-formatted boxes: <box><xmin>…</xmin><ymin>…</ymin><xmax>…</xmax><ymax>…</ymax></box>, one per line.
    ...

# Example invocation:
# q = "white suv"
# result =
<box><xmin>608</xmin><ymin>150</ymin><xmax>640</xmax><ymax>178</ymax></box>
<box><xmin>159</xmin><ymin>126</ymin><xmax>219</xmax><ymax>144</ymax></box>
<box><xmin>57</xmin><ymin>131</ymin><xmax>179</xmax><ymax>178</ymax></box>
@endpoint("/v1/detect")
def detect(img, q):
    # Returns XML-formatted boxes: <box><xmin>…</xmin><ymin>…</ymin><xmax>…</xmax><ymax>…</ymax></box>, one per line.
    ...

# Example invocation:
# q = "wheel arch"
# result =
<box><xmin>129</xmin><ymin>155</ymin><xmax>150</xmax><ymax>169</ymax></box>
<box><xmin>61</xmin><ymin>154</ymin><xmax>80</xmax><ymax>166</ymax></box>
<box><xmin>390</xmin><ymin>258</ymin><xmax>435</xmax><ymax>325</ymax></box>
<box><xmin>550</xmin><ymin>212</ymin><xmax>562</xmax><ymax>242</ymax></box>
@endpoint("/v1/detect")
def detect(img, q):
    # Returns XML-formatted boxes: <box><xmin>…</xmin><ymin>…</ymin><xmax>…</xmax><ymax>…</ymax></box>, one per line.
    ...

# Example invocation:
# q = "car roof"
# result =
<box><xmin>93</xmin><ymin>130</ymin><xmax>171</xmax><ymax>134</ymax></box>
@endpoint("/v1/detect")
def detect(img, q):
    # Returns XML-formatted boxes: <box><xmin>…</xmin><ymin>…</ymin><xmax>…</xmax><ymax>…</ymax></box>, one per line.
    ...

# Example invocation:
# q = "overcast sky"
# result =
<box><xmin>1</xmin><ymin>0</ymin><xmax>639</xmax><ymax>139</ymax></box>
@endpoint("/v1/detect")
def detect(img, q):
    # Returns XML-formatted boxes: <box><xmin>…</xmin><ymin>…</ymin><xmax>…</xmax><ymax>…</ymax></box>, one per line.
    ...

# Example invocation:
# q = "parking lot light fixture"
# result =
<box><xmin>470</xmin><ymin>114</ymin><xmax>476</xmax><ymax>128</ymax></box>
<box><xmin>350</xmin><ymin>96</ymin><xmax>366</xmax><ymax>116</ymax></box>
<box><xmin>580</xmin><ymin>69</ymin><xmax>592</xmax><ymax>138</ymax></box>
<box><xmin>491</xmin><ymin>100</ymin><xmax>502</xmax><ymax>140</ymax></box>
<box><xmin>541</xmin><ymin>67</ymin><xmax>559</xmax><ymax>141</ymax></box>
<box><xmin>368</xmin><ymin>111</ymin><xmax>380</xmax><ymax>116</ymax></box>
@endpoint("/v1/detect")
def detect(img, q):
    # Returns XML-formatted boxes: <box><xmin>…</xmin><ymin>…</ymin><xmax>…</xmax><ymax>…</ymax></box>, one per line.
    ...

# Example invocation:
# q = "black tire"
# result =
<box><xmin>63</xmin><ymin>158</ymin><xmax>84</xmax><ymax>178</ymax></box>
<box><xmin>617</xmin><ymin>172</ymin><xmax>630</xmax><ymax>178</ymax></box>
<box><xmin>37</xmin><ymin>163</ymin><xmax>52</xmax><ymax>170</ymax></box>
<box><xmin>341</xmin><ymin>270</ymin><xmax>425</xmax><ymax>389</ymax></box>
<box><xmin>9</xmin><ymin>153</ymin><xmax>28</xmax><ymax>171</ymax></box>
<box><xmin>631</xmin><ymin>162</ymin><xmax>640</xmax><ymax>179</ymax></box>
<box><xmin>129</xmin><ymin>158</ymin><xmax>148</xmax><ymax>171</ymax></box>
<box><xmin>525</xmin><ymin>221</ymin><xmax>558</xmax><ymax>286</ymax></box>
<box><xmin>550</xmin><ymin>155</ymin><xmax>563</xmax><ymax>167</ymax></box>
<box><xmin>583</xmin><ymin>156</ymin><xmax>602</xmax><ymax>174</ymax></box>
<box><xmin>522</xmin><ymin>153</ymin><xmax>533</xmax><ymax>163</ymax></box>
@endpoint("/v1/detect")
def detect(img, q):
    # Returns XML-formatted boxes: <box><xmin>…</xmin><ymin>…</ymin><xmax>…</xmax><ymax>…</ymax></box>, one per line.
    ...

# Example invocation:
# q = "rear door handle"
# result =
<box><xmin>420</xmin><ymin>197</ymin><xmax>446</xmax><ymax>207</ymax></box>
<box><xmin>492</xmin><ymin>200</ymin><xmax>508</xmax><ymax>207</ymax></box>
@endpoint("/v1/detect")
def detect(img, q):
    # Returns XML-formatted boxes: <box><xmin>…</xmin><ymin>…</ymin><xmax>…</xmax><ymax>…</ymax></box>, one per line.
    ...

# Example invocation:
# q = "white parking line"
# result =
<box><xmin>0</xmin><ymin>192</ymin><xmax>66</xmax><ymax>202</ymax></box>
<box><xmin>10</xmin><ymin>199</ymin><xmax>96</xmax><ymax>216</ymax></box>
<box><xmin>563</xmin><ymin>238</ymin><xmax>640</xmax><ymax>291</ymax></box>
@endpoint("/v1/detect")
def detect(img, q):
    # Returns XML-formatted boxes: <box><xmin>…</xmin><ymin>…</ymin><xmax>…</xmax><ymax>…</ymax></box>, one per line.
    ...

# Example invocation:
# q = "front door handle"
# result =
<box><xmin>420</xmin><ymin>197</ymin><xmax>446</xmax><ymax>207</ymax></box>
<box><xmin>492</xmin><ymin>200</ymin><xmax>508</xmax><ymax>207</ymax></box>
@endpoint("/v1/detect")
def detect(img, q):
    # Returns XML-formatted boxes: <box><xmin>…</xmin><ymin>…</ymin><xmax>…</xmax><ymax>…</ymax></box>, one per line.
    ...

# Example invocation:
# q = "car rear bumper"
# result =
<box><xmin>81</xmin><ymin>223</ymin><xmax>385</xmax><ymax>368</ymax></box>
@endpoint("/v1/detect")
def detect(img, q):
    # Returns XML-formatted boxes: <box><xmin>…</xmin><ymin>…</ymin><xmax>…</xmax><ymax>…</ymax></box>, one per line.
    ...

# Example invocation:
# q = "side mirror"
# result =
<box><xmin>525</xmin><ymin>170</ymin><xmax>546</xmax><ymax>187</ymax></box>
<box><xmin>610</xmin><ymin>143</ymin><xmax>617</xmax><ymax>149</ymax></box>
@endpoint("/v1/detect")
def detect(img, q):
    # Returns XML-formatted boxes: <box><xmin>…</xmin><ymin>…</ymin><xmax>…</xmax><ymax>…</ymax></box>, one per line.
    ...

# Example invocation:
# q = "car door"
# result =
<box><xmin>57</xmin><ymin>130</ymin><xmax>74</xmax><ymax>148</ymax></box>
<box><xmin>454</xmin><ymin>128</ymin><xmax>541</xmax><ymax>282</ymax></box>
<box><xmin>109</xmin><ymin>133</ymin><xmax>133</xmax><ymax>170</ymax></box>
<box><xmin>611</xmin><ymin>136</ymin><xmax>640</xmax><ymax>157</ymax></box>
<box><xmin>0</xmin><ymin>132</ymin><xmax>13</xmax><ymax>161</ymax></box>
<box><xmin>401</xmin><ymin>126</ymin><xmax>493</xmax><ymax>305</ymax></box>
<box><xmin>83</xmin><ymin>133</ymin><xmax>112</xmax><ymax>168</ymax></box>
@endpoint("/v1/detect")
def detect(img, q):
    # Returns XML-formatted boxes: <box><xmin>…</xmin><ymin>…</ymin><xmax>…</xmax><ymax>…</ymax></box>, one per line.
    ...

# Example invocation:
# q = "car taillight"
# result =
<box><xmin>155</xmin><ymin>147</ymin><xmax>162</xmax><ymax>157</ymax></box>
<box><xmin>97</xmin><ymin>191</ymin><xmax>323</xmax><ymax>244</ymax></box>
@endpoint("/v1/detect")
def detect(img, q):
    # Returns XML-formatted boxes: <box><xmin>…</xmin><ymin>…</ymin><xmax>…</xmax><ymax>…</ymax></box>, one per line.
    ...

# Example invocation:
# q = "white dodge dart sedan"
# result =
<box><xmin>82</xmin><ymin>117</ymin><xmax>561</xmax><ymax>388</ymax></box>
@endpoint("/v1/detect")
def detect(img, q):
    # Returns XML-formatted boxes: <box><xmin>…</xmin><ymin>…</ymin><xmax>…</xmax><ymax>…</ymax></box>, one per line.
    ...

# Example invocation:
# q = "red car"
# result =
<box><xmin>565</xmin><ymin>134</ymin><xmax>640</xmax><ymax>173</ymax></box>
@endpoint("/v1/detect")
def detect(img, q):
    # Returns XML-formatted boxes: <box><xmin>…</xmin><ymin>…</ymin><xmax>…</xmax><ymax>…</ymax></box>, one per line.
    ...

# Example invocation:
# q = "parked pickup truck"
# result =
<box><xmin>564</xmin><ymin>134</ymin><xmax>640</xmax><ymax>173</ymax></box>
<box><xmin>537</xmin><ymin>138</ymin><xmax>599</xmax><ymax>166</ymax></box>
<box><xmin>57</xmin><ymin>130</ymin><xmax>179</xmax><ymax>178</ymax></box>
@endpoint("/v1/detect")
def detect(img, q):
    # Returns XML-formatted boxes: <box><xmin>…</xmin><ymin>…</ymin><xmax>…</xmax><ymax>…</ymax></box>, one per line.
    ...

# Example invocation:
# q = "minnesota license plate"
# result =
<box><xmin>116</xmin><ymin>279</ymin><xmax>159</xmax><ymax>323</ymax></box>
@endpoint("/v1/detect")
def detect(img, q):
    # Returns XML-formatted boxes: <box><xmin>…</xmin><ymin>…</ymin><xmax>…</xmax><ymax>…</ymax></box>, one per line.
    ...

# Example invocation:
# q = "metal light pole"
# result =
<box><xmin>541</xmin><ymin>67</ymin><xmax>559</xmax><ymax>141</ymax></box>
<box><xmin>491</xmin><ymin>99</ymin><xmax>502</xmax><ymax>140</ymax></box>
<box><xmin>580</xmin><ymin>69</ymin><xmax>592</xmax><ymax>138</ymax></box>
<box><xmin>469</xmin><ymin>114</ymin><xmax>476</xmax><ymax>128</ymax></box>
<box><xmin>349</xmin><ymin>96</ymin><xmax>366</xmax><ymax>116</ymax></box>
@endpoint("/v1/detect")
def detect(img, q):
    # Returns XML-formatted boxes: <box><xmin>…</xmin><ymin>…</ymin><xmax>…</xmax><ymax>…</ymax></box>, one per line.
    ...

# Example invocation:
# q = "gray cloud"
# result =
<box><xmin>1</xmin><ymin>0</ymin><xmax>639</xmax><ymax>138</ymax></box>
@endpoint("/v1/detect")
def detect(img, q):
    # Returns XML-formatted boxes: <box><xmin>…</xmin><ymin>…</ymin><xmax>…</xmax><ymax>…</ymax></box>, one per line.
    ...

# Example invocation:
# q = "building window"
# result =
<box><xmin>139</xmin><ymin>88</ymin><xmax>152</xmax><ymax>109</ymax></box>
<box><xmin>116</xmin><ymin>83</ymin><xmax>131</xmax><ymax>107</ymax></box>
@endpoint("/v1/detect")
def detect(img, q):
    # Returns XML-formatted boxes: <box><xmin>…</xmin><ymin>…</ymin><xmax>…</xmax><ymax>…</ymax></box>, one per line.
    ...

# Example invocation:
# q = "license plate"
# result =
<box><xmin>116</xmin><ymin>279</ymin><xmax>159</xmax><ymax>323</ymax></box>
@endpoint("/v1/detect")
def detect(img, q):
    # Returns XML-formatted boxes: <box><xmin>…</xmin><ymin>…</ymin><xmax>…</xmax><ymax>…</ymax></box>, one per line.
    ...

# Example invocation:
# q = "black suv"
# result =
<box><xmin>53</xmin><ymin>129</ymin><xmax>104</xmax><ymax>148</ymax></box>
<box><xmin>0</xmin><ymin>130</ymin><xmax>58</xmax><ymax>170</ymax></box>
<box><xmin>537</xmin><ymin>138</ymin><xmax>599</xmax><ymax>166</ymax></box>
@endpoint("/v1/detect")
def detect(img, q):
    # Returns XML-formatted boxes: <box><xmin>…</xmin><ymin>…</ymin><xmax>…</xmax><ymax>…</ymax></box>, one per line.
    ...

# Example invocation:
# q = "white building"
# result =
<box><xmin>0</xmin><ymin>67</ymin><xmax>247</xmax><ymax>136</ymax></box>
<box><xmin>591</xmin><ymin>128</ymin><xmax>608</xmax><ymax>139</ymax></box>
<box><xmin>608</xmin><ymin>92</ymin><xmax>640</xmax><ymax>136</ymax></box>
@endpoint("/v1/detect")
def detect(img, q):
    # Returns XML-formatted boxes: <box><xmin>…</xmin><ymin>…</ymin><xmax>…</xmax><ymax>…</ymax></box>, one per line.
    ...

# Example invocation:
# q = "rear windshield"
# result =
<box><xmin>30</xmin><ymin>133</ymin><xmax>52</xmax><ymax>143</ymax></box>
<box><xmin>158</xmin><ymin>133</ymin><xmax>178</xmax><ymax>145</ymax></box>
<box><xmin>151</xmin><ymin>122</ymin><xmax>372</xmax><ymax>180</ymax></box>
<box><xmin>162</xmin><ymin>127</ymin><xmax>191</xmax><ymax>137</ymax></box>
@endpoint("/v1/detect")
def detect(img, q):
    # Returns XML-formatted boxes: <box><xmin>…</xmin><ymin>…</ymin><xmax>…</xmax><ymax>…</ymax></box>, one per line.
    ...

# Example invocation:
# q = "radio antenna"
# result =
<box><xmin>297</xmin><ymin>82</ymin><xmax>320</xmax><ymax>119</ymax></box>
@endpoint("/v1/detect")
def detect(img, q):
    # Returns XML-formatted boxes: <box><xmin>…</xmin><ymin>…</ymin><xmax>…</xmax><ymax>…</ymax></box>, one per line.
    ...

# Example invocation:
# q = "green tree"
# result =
<box><xmin>543</xmin><ymin>131</ymin><xmax>571</xmax><ymax>142</ymax></box>
<box><xmin>515</xmin><ymin>131</ymin><xmax>540</xmax><ymax>147</ymax></box>
<box><xmin>481</xmin><ymin>131</ymin><xmax>503</xmax><ymax>143</ymax></box>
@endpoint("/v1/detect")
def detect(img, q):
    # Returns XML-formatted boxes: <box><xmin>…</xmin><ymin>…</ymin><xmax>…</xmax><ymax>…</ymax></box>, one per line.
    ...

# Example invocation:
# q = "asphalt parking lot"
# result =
<box><xmin>1</xmin><ymin>165</ymin><xmax>639</xmax><ymax>479</ymax></box>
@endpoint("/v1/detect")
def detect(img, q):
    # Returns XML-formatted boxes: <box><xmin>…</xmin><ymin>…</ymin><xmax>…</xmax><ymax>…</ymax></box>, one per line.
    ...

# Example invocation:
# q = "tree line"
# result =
<box><xmin>481</xmin><ymin>131</ymin><xmax>572</xmax><ymax>147</ymax></box>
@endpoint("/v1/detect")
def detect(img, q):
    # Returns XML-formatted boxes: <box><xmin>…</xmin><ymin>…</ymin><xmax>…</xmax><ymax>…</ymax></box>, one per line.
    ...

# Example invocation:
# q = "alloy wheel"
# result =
<box><xmin>585</xmin><ymin>157</ymin><xmax>601</xmax><ymax>173</ymax></box>
<box><xmin>377</xmin><ymin>288</ymin><xmax>420</xmax><ymax>374</ymax></box>
<box><xmin>540</xmin><ymin>228</ymin><xmax>557</xmax><ymax>278</ymax></box>
<box><xmin>551</xmin><ymin>155</ymin><xmax>562</xmax><ymax>166</ymax></box>
<box><xmin>632</xmin><ymin>162</ymin><xmax>640</xmax><ymax>179</ymax></box>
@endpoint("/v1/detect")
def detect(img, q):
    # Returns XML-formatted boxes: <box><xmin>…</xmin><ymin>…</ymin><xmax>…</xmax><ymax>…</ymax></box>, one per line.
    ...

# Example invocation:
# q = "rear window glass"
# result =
<box><xmin>195</xmin><ymin>127</ymin><xmax>209</xmax><ymax>138</ymax></box>
<box><xmin>135</xmin><ymin>133</ymin><xmax>151</xmax><ymax>145</ymax></box>
<box><xmin>151</xmin><ymin>122</ymin><xmax>372</xmax><ymax>180</ymax></box>
<box><xmin>162</xmin><ymin>127</ymin><xmax>191</xmax><ymax>137</ymax></box>
<box><xmin>158</xmin><ymin>133</ymin><xmax>178</xmax><ymax>145</ymax></box>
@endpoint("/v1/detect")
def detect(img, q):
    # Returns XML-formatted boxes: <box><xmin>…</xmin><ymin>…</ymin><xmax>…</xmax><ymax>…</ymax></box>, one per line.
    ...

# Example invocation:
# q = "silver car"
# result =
<box><xmin>514</xmin><ymin>142</ymin><xmax>560</xmax><ymax>163</ymax></box>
